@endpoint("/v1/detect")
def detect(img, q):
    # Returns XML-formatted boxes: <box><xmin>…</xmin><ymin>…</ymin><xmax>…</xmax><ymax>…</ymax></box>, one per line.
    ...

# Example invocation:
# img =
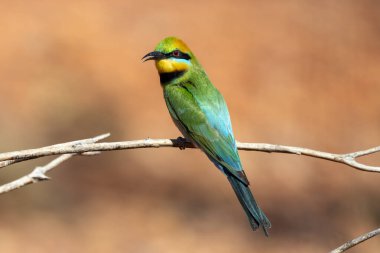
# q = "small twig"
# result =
<box><xmin>0</xmin><ymin>133</ymin><xmax>109</xmax><ymax>194</ymax></box>
<box><xmin>0</xmin><ymin>154</ymin><xmax>71</xmax><ymax>194</ymax></box>
<box><xmin>330</xmin><ymin>227</ymin><xmax>380</xmax><ymax>253</ymax></box>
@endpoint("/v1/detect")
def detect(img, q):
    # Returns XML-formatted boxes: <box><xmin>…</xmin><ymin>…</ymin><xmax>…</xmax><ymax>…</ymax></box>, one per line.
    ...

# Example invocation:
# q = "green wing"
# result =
<box><xmin>164</xmin><ymin>83</ymin><xmax>249</xmax><ymax>186</ymax></box>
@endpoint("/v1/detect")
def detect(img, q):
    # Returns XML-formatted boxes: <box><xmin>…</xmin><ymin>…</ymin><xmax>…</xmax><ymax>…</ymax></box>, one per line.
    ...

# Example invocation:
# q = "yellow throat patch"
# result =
<box><xmin>155</xmin><ymin>59</ymin><xmax>190</xmax><ymax>73</ymax></box>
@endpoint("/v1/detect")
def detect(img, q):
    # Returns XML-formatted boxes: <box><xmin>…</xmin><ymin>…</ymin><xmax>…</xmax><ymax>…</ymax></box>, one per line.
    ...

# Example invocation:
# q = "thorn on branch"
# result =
<box><xmin>30</xmin><ymin>167</ymin><xmax>51</xmax><ymax>182</ymax></box>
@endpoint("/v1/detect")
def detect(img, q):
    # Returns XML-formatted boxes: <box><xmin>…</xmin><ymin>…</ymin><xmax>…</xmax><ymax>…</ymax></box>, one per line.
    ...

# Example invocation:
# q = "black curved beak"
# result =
<box><xmin>142</xmin><ymin>51</ymin><xmax>166</xmax><ymax>62</ymax></box>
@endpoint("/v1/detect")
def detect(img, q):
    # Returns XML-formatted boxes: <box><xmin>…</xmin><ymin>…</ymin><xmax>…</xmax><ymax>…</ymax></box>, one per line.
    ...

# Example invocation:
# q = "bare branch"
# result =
<box><xmin>330</xmin><ymin>227</ymin><xmax>380</xmax><ymax>253</ymax></box>
<box><xmin>0</xmin><ymin>154</ymin><xmax>72</xmax><ymax>194</ymax></box>
<box><xmin>237</xmin><ymin>143</ymin><xmax>380</xmax><ymax>173</ymax></box>
<box><xmin>0</xmin><ymin>159</ymin><xmax>22</xmax><ymax>168</ymax></box>
<box><xmin>0</xmin><ymin>133</ymin><xmax>109</xmax><ymax>194</ymax></box>
<box><xmin>0</xmin><ymin>134</ymin><xmax>378</xmax><ymax>250</ymax></box>
<box><xmin>0</xmin><ymin>133</ymin><xmax>110</xmax><ymax>168</ymax></box>
<box><xmin>0</xmin><ymin>136</ymin><xmax>379</xmax><ymax>172</ymax></box>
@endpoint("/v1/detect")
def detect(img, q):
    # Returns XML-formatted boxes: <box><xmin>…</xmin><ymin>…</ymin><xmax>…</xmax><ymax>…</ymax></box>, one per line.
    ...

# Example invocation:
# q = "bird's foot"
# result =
<box><xmin>175</xmin><ymin>136</ymin><xmax>188</xmax><ymax>150</ymax></box>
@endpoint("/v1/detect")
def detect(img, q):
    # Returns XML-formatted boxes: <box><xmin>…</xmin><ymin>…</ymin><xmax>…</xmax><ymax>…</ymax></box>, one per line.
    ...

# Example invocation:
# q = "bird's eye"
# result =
<box><xmin>172</xmin><ymin>50</ymin><xmax>180</xmax><ymax>57</ymax></box>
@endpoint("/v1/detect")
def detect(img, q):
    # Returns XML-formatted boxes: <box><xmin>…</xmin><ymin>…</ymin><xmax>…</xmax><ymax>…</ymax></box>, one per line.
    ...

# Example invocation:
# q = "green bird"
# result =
<box><xmin>143</xmin><ymin>37</ymin><xmax>271</xmax><ymax>235</ymax></box>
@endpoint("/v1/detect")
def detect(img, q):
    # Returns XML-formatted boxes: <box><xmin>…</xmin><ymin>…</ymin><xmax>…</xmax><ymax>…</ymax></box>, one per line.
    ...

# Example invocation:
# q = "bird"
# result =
<box><xmin>142</xmin><ymin>37</ymin><xmax>271</xmax><ymax>236</ymax></box>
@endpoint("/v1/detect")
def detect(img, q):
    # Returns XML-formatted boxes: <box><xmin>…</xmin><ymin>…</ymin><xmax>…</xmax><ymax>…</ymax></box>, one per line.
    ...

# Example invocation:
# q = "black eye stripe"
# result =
<box><xmin>165</xmin><ymin>50</ymin><xmax>191</xmax><ymax>60</ymax></box>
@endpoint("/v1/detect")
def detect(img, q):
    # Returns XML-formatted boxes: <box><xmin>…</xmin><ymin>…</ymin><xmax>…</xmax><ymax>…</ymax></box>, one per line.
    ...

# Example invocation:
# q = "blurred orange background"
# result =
<box><xmin>0</xmin><ymin>1</ymin><xmax>379</xmax><ymax>252</ymax></box>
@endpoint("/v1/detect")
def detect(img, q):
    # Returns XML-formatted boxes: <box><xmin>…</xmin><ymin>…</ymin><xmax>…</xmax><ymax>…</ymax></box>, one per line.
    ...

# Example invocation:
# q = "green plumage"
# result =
<box><xmin>144</xmin><ymin>37</ymin><xmax>271</xmax><ymax>235</ymax></box>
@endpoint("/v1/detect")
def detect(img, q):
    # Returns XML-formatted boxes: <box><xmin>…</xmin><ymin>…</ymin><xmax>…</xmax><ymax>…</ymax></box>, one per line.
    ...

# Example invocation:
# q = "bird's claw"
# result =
<box><xmin>176</xmin><ymin>137</ymin><xmax>188</xmax><ymax>150</ymax></box>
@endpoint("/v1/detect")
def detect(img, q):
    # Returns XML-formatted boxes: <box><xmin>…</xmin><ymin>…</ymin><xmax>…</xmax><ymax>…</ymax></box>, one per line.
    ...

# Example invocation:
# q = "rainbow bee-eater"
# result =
<box><xmin>143</xmin><ymin>37</ymin><xmax>271</xmax><ymax>235</ymax></box>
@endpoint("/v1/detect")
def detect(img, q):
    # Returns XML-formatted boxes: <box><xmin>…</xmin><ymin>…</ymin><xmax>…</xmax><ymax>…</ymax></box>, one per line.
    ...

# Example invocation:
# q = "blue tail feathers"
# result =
<box><xmin>227</xmin><ymin>175</ymin><xmax>271</xmax><ymax>236</ymax></box>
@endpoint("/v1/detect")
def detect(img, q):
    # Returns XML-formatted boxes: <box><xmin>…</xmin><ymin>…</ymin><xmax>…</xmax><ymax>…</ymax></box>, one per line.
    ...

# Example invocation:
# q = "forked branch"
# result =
<box><xmin>0</xmin><ymin>133</ymin><xmax>379</xmax><ymax>252</ymax></box>
<box><xmin>0</xmin><ymin>133</ymin><xmax>108</xmax><ymax>194</ymax></box>
<box><xmin>1</xmin><ymin>134</ymin><xmax>379</xmax><ymax>172</ymax></box>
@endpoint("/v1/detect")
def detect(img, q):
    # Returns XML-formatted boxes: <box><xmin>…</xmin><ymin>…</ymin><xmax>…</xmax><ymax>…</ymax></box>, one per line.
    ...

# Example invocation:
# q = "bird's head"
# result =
<box><xmin>142</xmin><ymin>37</ymin><xmax>195</xmax><ymax>77</ymax></box>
